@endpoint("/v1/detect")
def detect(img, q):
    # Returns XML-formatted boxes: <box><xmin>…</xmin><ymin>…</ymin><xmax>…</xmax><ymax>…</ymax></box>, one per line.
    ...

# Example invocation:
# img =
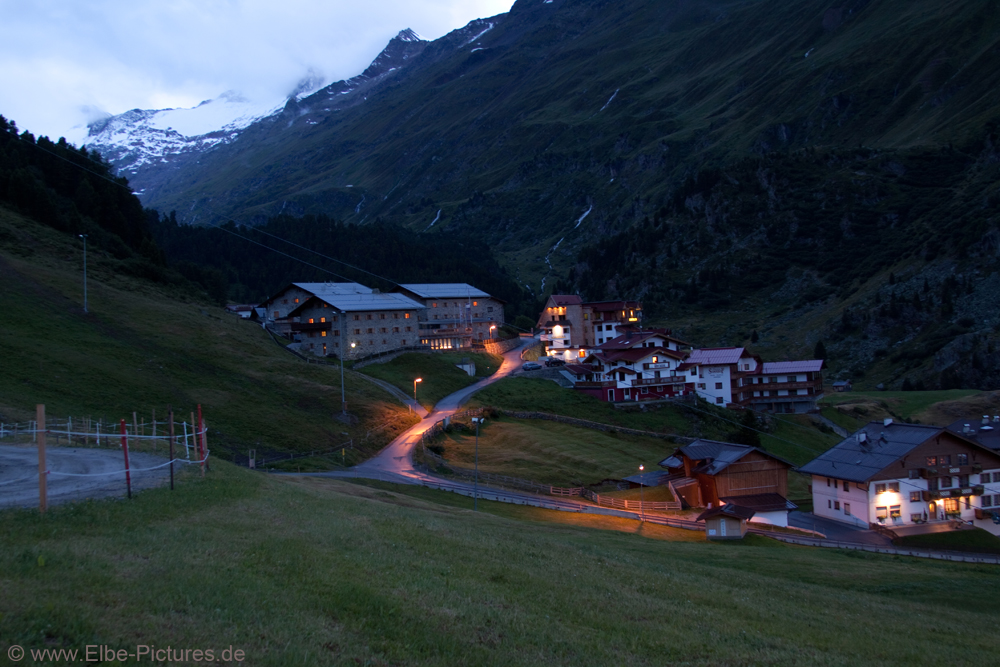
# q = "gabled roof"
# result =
<box><xmin>396</xmin><ymin>283</ymin><xmax>492</xmax><ymax>299</ymax></box>
<box><xmin>622</xmin><ymin>470</ymin><xmax>675</xmax><ymax>487</ymax></box>
<box><xmin>283</xmin><ymin>293</ymin><xmax>424</xmax><ymax>316</ymax></box>
<box><xmin>664</xmin><ymin>439</ymin><xmax>794</xmax><ymax>475</ymax></box>
<box><xmin>563</xmin><ymin>364</ymin><xmax>594</xmax><ymax>376</ymax></box>
<box><xmin>598</xmin><ymin>331</ymin><xmax>686</xmax><ymax>351</ymax></box>
<box><xmin>796</xmin><ymin>421</ymin><xmax>987</xmax><ymax>483</ymax></box>
<box><xmin>587</xmin><ymin>347</ymin><xmax>687</xmax><ymax>365</ymax></box>
<box><xmin>548</xmin><ymin>294</ymin><xmax>582</xmax><ymax>306</ymax></box>
<box><xmin>697</xmin><ymin>504</ymin><xmax>756</xmax><ymax>522</ymax></box>
<box><xmin>259</xmin><ymin>282</ymin><xmax>372</xmax><ymax>308</ymax></box>
<box><xmin>761</xmin><ymin>360</ymin><xmax>826</xmax><ymax>374</ymax></box>
<box><xmin>294</xmin><ymin>282</ymin><xmax>372</xmax><ymax>296</ymax></box>
<box><xmin>686</xmin><ymin>347</ymin><xmax>748</xmax><ymax>366</ymax></box>
<box><xmin>719</xmin><ymin>494</ymin><xmax>797</xmax><ymax>512</ymax></box>
<box><xmin>946</xmin><ymin>417</ymin><xmax>1000</xmax><ymax>451</ymax></box>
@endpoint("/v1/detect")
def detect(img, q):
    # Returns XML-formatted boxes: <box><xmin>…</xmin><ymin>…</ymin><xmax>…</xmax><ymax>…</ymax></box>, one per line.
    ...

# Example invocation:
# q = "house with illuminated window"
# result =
<box><xmin>394</xmin><ymin>284</ymin><xmax>505</xmax><ymax>350</ymax></box>
<box><xmin>574</xmin><ymin>329</ymin><xmax>694</xmax><ymax>402</ymax></box>
<box><xmin>798</xmin><ymin>419</ymin><xmax>1000</xmax><ymax>535</ymax></box>
<box><xmin>280</xmin><ymin>292</ymin><xmax>424</xmax><ymax>359</ymax></box>
<box><xmin>683</xmin><ymin>347</ymin><xmax>825</xmax><ymax>412</ymax></box>
<box><xmin>536</xmin><ymin>296</ymin><xmax>643</xmax><ymax>361</ymax></box>
<box><xmin>259</xmin><ymin>282</ymin><xmax>374</xmax><ymax>334</ymax></box>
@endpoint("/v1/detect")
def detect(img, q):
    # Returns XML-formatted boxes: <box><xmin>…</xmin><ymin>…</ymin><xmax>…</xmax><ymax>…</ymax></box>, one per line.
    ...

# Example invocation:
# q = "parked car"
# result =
<box><xmin>521</xmin><ymin>361</ymin><xmax>542</xmax><ymax>371</ymax></box>
<box><xmin>544</xmin><ymin>358</ymin><xmax>566</xmax><ymax>367</ymax></box>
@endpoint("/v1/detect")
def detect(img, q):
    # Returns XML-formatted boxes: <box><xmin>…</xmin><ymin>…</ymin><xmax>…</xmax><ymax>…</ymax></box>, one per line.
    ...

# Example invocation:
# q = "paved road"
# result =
<box><xmin>0</xmin><ymin>444</ymin><xmax>171</xmax><ymax>509</ymax></box>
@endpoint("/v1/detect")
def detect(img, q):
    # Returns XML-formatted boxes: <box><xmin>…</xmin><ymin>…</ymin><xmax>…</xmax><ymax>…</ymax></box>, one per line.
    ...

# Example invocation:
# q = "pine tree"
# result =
<box><xmin>814</xmin><ymin>340</ymin><xmax>827</xmax><ymax>360</ymax></box>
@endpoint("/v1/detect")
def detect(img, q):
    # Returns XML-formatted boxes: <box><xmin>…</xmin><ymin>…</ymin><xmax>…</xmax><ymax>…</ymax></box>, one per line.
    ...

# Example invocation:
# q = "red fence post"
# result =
<box><xmin>120</xmin><ymin>419</ymin><xmax>132</xmax><ymax>499</ymax></box>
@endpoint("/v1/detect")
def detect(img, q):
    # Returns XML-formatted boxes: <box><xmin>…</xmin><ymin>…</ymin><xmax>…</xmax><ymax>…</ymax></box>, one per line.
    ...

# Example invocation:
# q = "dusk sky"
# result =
<box><xmin>0</xmin><ymin>0</ymin><xmax>514</xmax><ymax>144</ymax></box>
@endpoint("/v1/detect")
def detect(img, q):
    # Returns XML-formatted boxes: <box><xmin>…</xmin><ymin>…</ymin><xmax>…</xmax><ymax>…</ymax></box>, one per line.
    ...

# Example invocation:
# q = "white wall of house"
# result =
<box><xmin>810</xmin><ymin>475</ymin><xmax>870</xmax><ymax>528</ymax></box>
<box><xmin>696</xmin><ymin>365</ymin><xmax>732</xmax><ymax>405</ymax></box>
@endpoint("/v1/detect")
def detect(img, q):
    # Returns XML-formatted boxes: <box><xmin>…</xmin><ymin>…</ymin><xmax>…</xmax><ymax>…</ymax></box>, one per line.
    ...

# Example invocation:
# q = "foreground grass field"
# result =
<box><xmin>3</xmin><ymin>463</ymin><xmax>999</xmax><ymax>666</ymax></box>
<box><xmin>361</xmin><ymin>351</ymin><xmax>504</xmax><ymax>410</ymax></box>
<box><xmin>0</xmin><ymin>207</ymin><xmax>413</xmax><ymax>463</ymax></box>
<box><xmin>427</xmin><ymin>417</ymin><xmax>672</xmax><ymax>487</ymax></box>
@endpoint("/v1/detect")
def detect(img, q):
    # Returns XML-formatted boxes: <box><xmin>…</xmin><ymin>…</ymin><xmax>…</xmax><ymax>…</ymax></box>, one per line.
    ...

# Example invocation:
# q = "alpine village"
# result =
<box><xmin>3</xmin><ymin>1</ymin><xmax>1000</xmax><ymax>665</ymax></box>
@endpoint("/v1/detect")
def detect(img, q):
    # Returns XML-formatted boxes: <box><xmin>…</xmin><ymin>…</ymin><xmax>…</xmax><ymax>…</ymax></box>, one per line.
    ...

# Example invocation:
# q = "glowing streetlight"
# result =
<box><xmin>340</xmin><ymin>336</ymin><xmax>356</xmax><ymax>416</ymax></box>
<box><xmin>639</xmin><ymin>464</ymin><xmax>645</xmax><ymax>523</ymax></box>
<box><xmin>413</xmin><ymin>377</ymin><xmax>422</xmax><ymax>401</ymax></box>
<box><xmin>489</xmin><ymin>324</ymin><xmax>496</xmax><ymax>340</ymax></box>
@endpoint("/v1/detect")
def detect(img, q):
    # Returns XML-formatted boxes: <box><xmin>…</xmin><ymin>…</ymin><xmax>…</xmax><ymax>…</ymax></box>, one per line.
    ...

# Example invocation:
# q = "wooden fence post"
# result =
<box><xmin>197</xmin><ymin>404</ymin><xmax>206</xmax><ymax>477</ymax></box>
<box><xmin>168</xmin><ymin>407</ymin><xmax>175</xmax><ymax>491</ymax></box>
<box><xmin>37</xmin><ymin>405</ymin><xmax>47</xmax><ymax>514</ymax></box>
<box><xmin>120</xmin><ymin>419</ymin><xmax>132</xmax><ymax>499</ymax></box>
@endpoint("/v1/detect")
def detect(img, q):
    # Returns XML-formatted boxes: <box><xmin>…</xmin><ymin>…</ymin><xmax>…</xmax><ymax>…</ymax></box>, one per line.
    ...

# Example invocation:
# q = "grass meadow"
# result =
<box><xmin>2</xmin><ymin>463</ymin><xmax>999</xmax><ymax>666</ymax></box>
<box><xmin>360</xmin><ymin>351</ymin><xmax>504</xmax><ymax>410</ymax></box>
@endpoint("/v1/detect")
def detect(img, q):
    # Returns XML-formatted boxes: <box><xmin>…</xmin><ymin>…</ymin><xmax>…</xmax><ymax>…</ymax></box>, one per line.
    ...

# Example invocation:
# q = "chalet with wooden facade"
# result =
<box><xmin>574</xmin><ymin>330</ymin><xmax>694</xmax><ymax>403</ymax></box>
<box><xmin>798</xmin><ymin>420</ymin><xmax>1000</xmax><ymax>535</ymax></box>
<box><xmin>698</xmin><ymin>504</ymin><xmax>755</xmax><ymax>540</ymax></box>
<box><xmin>659</xmin><ymin>439</ymin><xmax>798</xmax><ymax>526</ymax></box>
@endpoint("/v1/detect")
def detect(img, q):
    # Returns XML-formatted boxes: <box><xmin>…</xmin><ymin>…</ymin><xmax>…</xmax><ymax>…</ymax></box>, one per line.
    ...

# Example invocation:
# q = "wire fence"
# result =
<box><xmin>0</xmin><ymin>417</ymin><xmax>207</xmax><ymax>458</ymax></box>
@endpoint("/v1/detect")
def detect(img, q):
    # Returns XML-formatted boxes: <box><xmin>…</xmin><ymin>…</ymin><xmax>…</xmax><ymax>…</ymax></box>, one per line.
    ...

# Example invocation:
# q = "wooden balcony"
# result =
<box><xmin>575</xmin><ymin>380</ymin><xmax>616</xmax><ymax>389</ymax></box>
<box><xmin>632</xmin><ymin>376</ymin><xmax>689</xmax><ymax>387</ymax></box>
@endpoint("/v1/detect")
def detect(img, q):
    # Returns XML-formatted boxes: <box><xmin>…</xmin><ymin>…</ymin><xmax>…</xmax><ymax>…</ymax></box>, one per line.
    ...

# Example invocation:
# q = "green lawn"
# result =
<box><xmin>428</xmin><ymin>417</ymin><xmax>672</xmax><ymax>487</ymax></box>
<box><xmin>894</xmin><ymin>528</ymin><xmax>1000</xmax><ymax>554</ymax></box>
<box><xmin>820</xmin><ymin>390</ymin><xmax>981</xmax><ymax>420</ymax></box>
<box><xmin>360</xmin><ymin>351</ymin><xmax>503</xmax><ymax>410</ymax></box>
<box><xmin>466</xmin><ymin>377</ymin><xmax>711</xmax><ymax>436</ymax></box>
<box><xmin>3</xmin><ymin>462</ymin><xmax>999</xmax><ymax>666</ymax></box>
<box><xmin>0</xmin><ymin>207</ymin><xmax>414</xmax><ymax>464</ymax></box>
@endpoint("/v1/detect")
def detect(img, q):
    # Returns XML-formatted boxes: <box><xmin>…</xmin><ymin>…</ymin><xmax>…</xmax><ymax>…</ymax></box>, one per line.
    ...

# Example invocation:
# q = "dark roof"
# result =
<box><xmin>719</xmin><ymin>494</ymin><xmax>797</xmax><ymax>512</ymax></box>
<box><xmin>659</xmin><ymin>454</ymin><xmax>683</xmax><ymax>469</ymax></box>
<box><xmin>697</xmin><ymin>504</ymin><xmax>756</xmax><ymax>522</ymax></box>
<box><xmin>622</xmin><ymin>470</ymin><xmax>674</xmax><ymax>487</ymax></box>
<box><xmin>282</xmin><ymin>293</ymin><xmax>424</xmax><ymax>317</ymax></box>
<box><xmin>797</xmin><ymin>421</ymin><xmax>949</xmax><ymax>483</ymax></box>
<box><xmin>671</xmin><ymin>439</ymin><xmax>794</xmax><ymax>475</ymax></box>
<box><xmin>588</xmin><ymin>347</ymin><xmax>686</xmax><ymax>365</ymax></box>
<box><xmin>549</xmin><ymin>294</ymin><xmax>582</xmax><ymax>306</ymax></box>
<box><xmin>761</xmin><ymin>360</ymin><xmax>826</xmax><ymax>374</ymax></box>
<box><xmin>563</xmin><ymin>364</ymin><xmax>594</xmax><ymax>376</ymax></box>
<box><xmin>946</xmin><ymin>417</ymin><xmax>1000</xmax><ymax>451</ymax></box>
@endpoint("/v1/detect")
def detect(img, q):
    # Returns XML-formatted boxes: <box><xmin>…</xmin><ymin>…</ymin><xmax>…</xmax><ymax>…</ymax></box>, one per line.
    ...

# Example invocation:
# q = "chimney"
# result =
<box><xmin>964</xmin><ymin>423</ymin><xmax>972</xmax><ymax>434</ymax></box>
<box><xmin>984</xmin><ymin>415</ymin><xmax>991</xmax><ymax>426</ymax></box>
<box><xmin>883</xmin><ymin>418</ymin><xmax>893</xmax><ymax>427</ymax></box>
<box><xmin>994</xmin><ymin>416</ymin><xmax>1000</xmax><ymax>423</ymax></box>
<box><xmin>858</xmin><ymin>432</ymin><xmax>868</xmax><ymax>443</ymax></box>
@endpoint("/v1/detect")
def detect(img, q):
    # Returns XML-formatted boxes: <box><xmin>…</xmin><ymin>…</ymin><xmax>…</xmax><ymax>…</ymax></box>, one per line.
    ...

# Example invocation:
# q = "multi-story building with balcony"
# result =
<box><xmin>259</xmin><ymin>282</ymin><xmax>373</xmax><ymax>335</ymax></box>
<box><xmin>799</xmin><ymin>420</ymin><xmax>1000</xmax><ymax>535</ymax></box>
<box><xmin>573</xmin><ymin>330</ymin><xmax>694</xmax><ymax>402</ymax></box>
<box><xmin>536</xmin><ymin>295</ymin><xmax>643</xmax><ymax>361</ymax></box>
<box><xmin>394</xmin><ymin>283</ymin><xmax>505</xmax><ymax>351</ymax></box>
<box><xmin>280</xmin><ymin>292</ymin><xmax>424</xmax><ymax>359</ymax></box>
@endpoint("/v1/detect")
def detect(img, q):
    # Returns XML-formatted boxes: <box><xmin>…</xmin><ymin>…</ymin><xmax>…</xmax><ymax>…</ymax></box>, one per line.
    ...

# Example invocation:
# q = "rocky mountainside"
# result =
<box><xmin>83</xmin><ymin>0</ymin><xmax>1000</xmax><ymax>390</ymax></box>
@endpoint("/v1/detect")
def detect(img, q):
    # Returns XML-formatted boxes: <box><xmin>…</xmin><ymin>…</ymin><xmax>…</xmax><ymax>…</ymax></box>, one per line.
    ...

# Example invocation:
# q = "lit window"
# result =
<box><xmin>432</xmin><ymin>303</ymin><xmax>437</xmax><ymax>308</ymax></box>
<box><xmin>294</xmin><ymin>298</ymin><xmax>299</xmax><ymax>303</ymax></box>
<box><xmin>888</xmin><ymin>482</ymin><xmax>899</xmax><ymax>492</ymax></box>
<box><xmin>320</xmin><ymin>317</ymin><xmax>326</xmax><ymax>323</ymax></box>
<box><xmin>910</xmin><ymin>491</ymin><xmax>921</xmax><ymax>502</ymax></box>
<box><xmin>308</xmin><ymin>319</ymin><xmax>314</xmax><ymax>324</ymax></box>
<box><xmin>473</xmin><ymin>301</ymin><xmax>478</xmax><ymax>306</ymax></box>
<box><xmin>405</xmin><ymin>313</ymin><xmax>410</xmax><ymax>319</ymax></box>
<box><xmin>321</xmin><ymin>331</ymin><xmax>327</xmax><ymax>337</ymax></box>
<box><xmin>875</xmin><ymin>483</ymin><xmax>887</xmax><ymax>494</ymax></box>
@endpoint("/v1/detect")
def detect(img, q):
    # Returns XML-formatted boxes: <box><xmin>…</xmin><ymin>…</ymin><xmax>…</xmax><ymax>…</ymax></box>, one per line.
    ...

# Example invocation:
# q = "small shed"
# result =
<box><xmin>697</xmin><ymin>503</ymin><xmax>755</xmax><ymax>540</ymax></box>
<box><xmin>832</xmin><ymin>380</ymin><xmax>852</xmax><ymax>392</ymax></box>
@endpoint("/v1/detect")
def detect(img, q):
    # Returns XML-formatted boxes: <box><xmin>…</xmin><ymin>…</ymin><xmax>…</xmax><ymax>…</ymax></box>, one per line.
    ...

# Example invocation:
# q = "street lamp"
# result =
<box><xmin>472</xmin><ymin>416</ymin><xmax>485</xmax><ymax>511</ymax></box>
<box><xmin>413</xmin><ymin>377</ymin><xmax>422</xmax><ymax>402</ymax></box>
<box><xmin>489</xmin><ymin>324</ymin><xmax>496</xmax><ymax>340</ymax></box>
<box><xmin>639</xmin><ymin>464</ymin><xmax>645</xmax><ymax>523</ymax></box>
<box><xmin>79</xmin><ymin>234</ymin><xmax>88</xmax><ymax>313</ymax></box>
<box><xmin>340</xmin><ymin>336</ymin><xmax>356</xmax><ymax>416</ymax></box>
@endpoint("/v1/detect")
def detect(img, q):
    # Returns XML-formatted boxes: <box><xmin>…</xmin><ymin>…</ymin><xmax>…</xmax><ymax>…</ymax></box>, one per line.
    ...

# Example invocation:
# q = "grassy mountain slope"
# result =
<box><xmin>0</xmin><ymin>205</ymin><xmax>414</xmax><ymax>461</ymax></box>
<box><xmin>131</xmin><ymin>0</ymin><xmax>1000</xmax><ymax>267</ymax></box>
